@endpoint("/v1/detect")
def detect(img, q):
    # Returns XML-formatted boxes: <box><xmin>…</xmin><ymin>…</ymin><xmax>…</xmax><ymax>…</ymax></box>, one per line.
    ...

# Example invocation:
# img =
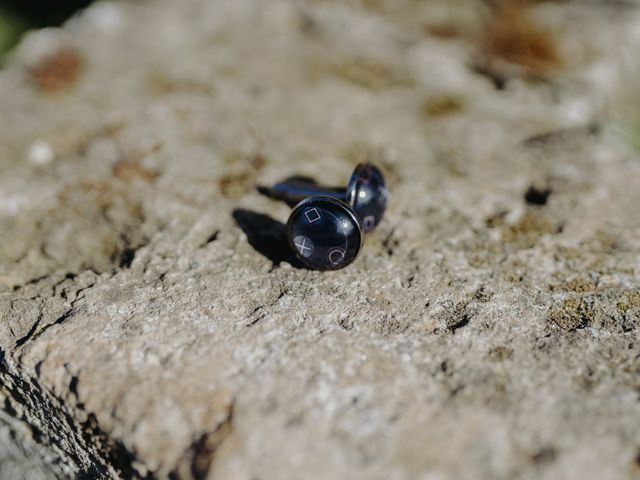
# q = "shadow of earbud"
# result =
<box><xmin>232</xmin><ymin>209</ymin><xmax>304</xmax><ymax>269</ymax></box>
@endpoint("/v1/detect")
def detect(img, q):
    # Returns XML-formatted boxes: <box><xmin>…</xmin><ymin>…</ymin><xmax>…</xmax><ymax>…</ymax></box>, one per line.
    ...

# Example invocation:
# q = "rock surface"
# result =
<box><xmin>1</xmin><ymin>0</ymin><xmax>640</xmax><ymax>478</ymax></box>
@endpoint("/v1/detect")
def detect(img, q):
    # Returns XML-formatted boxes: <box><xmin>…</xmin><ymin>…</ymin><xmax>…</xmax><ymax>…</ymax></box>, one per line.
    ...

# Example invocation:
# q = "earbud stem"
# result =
<box><xmin>269</xmin><ymin>181</ymin><xmax>347</xmax><ymax>204</ymax></box>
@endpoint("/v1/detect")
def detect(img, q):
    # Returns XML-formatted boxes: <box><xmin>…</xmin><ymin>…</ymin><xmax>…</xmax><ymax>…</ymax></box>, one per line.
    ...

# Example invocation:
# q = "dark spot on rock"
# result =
<box><xmin>30</xmin><ymin>46</ymin><xmax>83</xmax><ymax>92</ymax></box>
<box><xmin>471</xmin><ymin>63</ymin><xmax>507</xmax><ymax>90</ymax></box>
<box><xmin>148</xmin><ymin>72</ymin><xmax>213</xmax><ymax>96</ymax></box>
<box><xmin>381</xmin><ymin>227</ymin><xmax>399</xmax><ymax>257</ymax></box>
<box><xmin>486</xmin><ymin>210</ymin><xmax>508</xmax><ymax>228</ymax></box>
<box><xmin>488</xmin><ymin>345</ymin><xmax>514</xmax><ymax>362</ymax></box>
<box><xmin>218</xmin><ymin>172</ymin><xmax>255</xmax><ymax>198</ymax></box>
<box><xmin>113</xmin><ymin>158</ymin><xmax>160</xmax><ymax>183</ymax></box>
<box><xmin>338</xmin><ymin>317</ymin><xmax>354</xmax><ymax>331</ymax></box>
<box><xmin>531</xmin><ymin>446</ymin><xmax>557</xmax><ymax>464</ymax></box>
<box><xmin>440</xmin><ymin>360</ymin><xmax>451</xmax><ymax>375</ymax></box>
<box><xmin>117</xmin><ymin>248</ymin><xmax>136</xmax><ymax>269</ymax></box>
<box><xmin>447</xmin><ymin>301</ymin><xmax>472</xmax><ymax>332</ymax></box>
<box><xmin>576</xmin><ymin>365</ymin><xmax>600</xmax><ymax>391</ymax></box>
<box><xmin>401</xmin><ymin>274</ymin><xmax>415</xmax><ymax>289</ymax></box>
<box><xmin>298</xmin><ymin>10</ymin><xmax>318</xmax><ymax>36</ymax></box>
<box><xmin>479</xmin><ymin>0</ymin><xmax>561</xmax><ymax>81</ymax></box>
<box><xmin>375</xmin><ymin>316</ymin><xmax>410</xmax><ymax>335</ymax></box>
<box><xmin>69</xmin><ymin>375</ymin><xmax>79</xmax><ymax>399</ymax></box>
<box><xmin>202</xmin><ymin>231</ymin><xmax>220</xmax><ymax>247</ymax></box>
<box><xmin>474</xmin><ymin>286</ymin><xmax>493</xmax><ymax>302</ymax></box>
<box><xmin>423</xmin><ymin>22</ymin><xmax>465</xmax><ymax>39</ymax></box>
<box><xmin>523</xmin><ymin>124</ymin><xmax>601</xmax><ymax>147</ymax></box>
<box><xmin>450</xmin><ymin>313</ymin><xmax>470</xmax><ymax>332</ymax></box>
<box><xmin>250</xmin><ymin>153</ymin><xmax>267</xmax><ymax>170</ymax></box>
<box><xmin>245</xmin><ymin>305</ymin><xmax>266</xmax><ymax>327</ymax></box>
<box><xmin>524</xmin><ymin>185</ymin><xmax>552</xmax><ymax>205</ymax></box>
<box><xmin>224</xmin><ymin>151</ymin><xmax>267</xmax><ymax>170</ymax></box>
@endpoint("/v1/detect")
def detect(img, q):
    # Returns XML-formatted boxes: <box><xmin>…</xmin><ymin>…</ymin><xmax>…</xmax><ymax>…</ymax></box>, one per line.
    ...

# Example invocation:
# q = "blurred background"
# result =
<box><xmin>1</xmin><ymin>0</ymin><xmax>638</xmax><ymax>151</ymax></box>
<box><xmin>0</xmin><ymin>0</ymin><xmax>93</xmax><ymax>62</ymax></box>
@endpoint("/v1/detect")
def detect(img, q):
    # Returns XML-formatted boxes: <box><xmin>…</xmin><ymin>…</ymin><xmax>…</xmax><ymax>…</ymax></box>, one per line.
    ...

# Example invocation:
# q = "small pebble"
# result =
<box><xmin>28</xmin><ymin>140</ymin><xmax>54</xmax><ymax>166</ymax></box>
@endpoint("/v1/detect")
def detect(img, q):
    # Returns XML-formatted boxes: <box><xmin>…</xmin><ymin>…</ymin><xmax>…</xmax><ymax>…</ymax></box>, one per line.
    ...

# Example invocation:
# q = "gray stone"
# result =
<box><xmin>1</xmin><ymin>0</ymin><xmax>640</xmax><ymax>478</ymax></box>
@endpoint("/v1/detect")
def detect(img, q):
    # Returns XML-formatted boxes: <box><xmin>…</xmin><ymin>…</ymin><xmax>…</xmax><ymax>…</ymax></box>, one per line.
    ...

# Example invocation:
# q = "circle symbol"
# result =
<box><xmin>328</xmin><ymin>248</ymin><xmax>346</xmax><ymax>265</ymax></box>
<box><xmin>363</xmin><ymin>216</ymin><xmax>376</xmax><ymax>231</ymax></box>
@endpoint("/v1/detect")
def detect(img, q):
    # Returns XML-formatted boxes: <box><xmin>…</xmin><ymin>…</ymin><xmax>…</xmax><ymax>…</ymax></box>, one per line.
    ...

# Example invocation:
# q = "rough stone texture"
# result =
<box><xmin>1</xmin><ymin>0</ymin><xmax>640</xmax><ymax>478</ymax></box>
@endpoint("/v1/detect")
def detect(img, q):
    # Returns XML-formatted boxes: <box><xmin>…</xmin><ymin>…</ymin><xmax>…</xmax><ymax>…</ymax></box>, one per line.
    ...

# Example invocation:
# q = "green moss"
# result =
<box><xmin>0</xmin><ymin>6</ymin><xmax>27</xmax><ymax>63</ymax></box>
<box><xmin>422</xmin><ymin>94</ymin><xmax>466</xmax><ymax>118</ymax></box>
<box><xmin>548</xmin><ymin>298</ymin><xmax>590</xmax><ymax>331</ymax></box>
<box><xmin>617</xmin><ymin>290</ymin><xmax>640</xmax><ymax>314</ymax></box>
<box><xmin>609</xmin><ymin>123</ymin><xmax>640</xmax><ymax>152</ymax></box>
<box><xmin>548</xmin><ymin>274</ymin><xmax>597</xmax><ymax>293</ymax></box>
<box><xmin>488</xmin><ymin>345</ymin><xmax>514</xmax><ymax>362</ymax></box>
<box><xmin>502</xmin><ymin>209</ymin><xmax>560</xmax><ymax>249</ymax></box>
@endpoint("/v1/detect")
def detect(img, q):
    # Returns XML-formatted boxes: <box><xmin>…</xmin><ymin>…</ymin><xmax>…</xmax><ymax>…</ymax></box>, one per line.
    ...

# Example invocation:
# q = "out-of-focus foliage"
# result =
<box><xmin>0</xmin><ymin>6</ymin><xmax>25</xmax><ymax>62</ymax></box>
<box><xmin>0</xmin><ymin>1</ymin><xmax>93</xmax><ymax>61</ymax></box>
<box><xmin>1</xmin><ymin>0</ymin><xmax>93</xmax><ymax>26</ymax></box>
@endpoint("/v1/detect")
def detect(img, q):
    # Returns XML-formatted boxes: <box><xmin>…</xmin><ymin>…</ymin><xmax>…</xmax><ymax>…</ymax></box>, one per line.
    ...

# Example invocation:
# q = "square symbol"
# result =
<box><xmin>304</xmin><ymin>207</ymin><xmax>322</xmax><ymax>224</ymax></box>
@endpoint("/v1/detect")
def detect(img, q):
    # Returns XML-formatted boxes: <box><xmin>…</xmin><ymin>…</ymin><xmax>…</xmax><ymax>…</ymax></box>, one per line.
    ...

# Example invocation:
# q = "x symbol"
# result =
<box><xmin>293</xmin><ymin>235</ymin><xmax>314</xmax><ymax>257</ymax></box>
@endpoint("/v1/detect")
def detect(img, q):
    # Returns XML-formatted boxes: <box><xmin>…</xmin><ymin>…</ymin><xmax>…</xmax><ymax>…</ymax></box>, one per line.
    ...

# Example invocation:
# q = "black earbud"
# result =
<box><xmin>266</xmin><ymin>163</ymin><xmax>389</xmax><ymax>232</ymax></box>
<box><xmin>287</xmin><ymin>196</ymin><xmax>364</xmax><ymax>270</ymax></box>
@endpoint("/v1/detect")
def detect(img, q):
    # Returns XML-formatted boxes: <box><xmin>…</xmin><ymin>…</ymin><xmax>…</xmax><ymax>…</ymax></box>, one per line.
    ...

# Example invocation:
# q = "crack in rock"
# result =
<box><xmin>170</xmin><ymin>401</ymin><xmax>234</xmax><ymax>480</ymax></box>
<box><xmin>0</xmin><ymin>353</ymin><xmax>151</xmax><ymax>479</ymax></box>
